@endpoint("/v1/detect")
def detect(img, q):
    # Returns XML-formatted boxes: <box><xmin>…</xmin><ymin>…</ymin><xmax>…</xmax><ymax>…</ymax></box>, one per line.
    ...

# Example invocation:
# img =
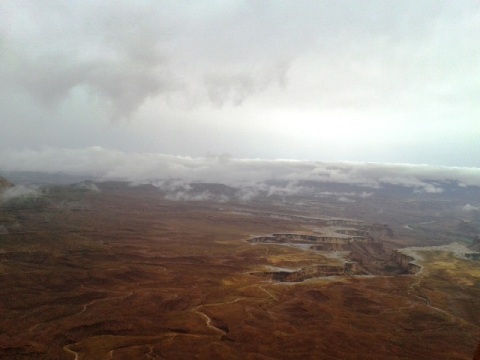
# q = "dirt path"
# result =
<box><xmin>63</xmin><ymin>344</ymin><xmax>80</xmax><ymax>360</ymax></box>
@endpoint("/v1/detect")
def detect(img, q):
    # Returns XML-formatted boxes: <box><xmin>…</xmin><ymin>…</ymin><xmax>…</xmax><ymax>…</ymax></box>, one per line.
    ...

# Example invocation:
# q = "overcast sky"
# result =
<box><xmin>1</xmin><ymin>1</ymin><xmax>479</xmax><ymax>168</ymax></box>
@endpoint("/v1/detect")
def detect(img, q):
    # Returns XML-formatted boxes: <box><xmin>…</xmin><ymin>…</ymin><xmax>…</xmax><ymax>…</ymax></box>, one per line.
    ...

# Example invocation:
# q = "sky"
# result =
<box><xmin>1</xmin><ymin>1</ymin><xmax>479</xmax><ymax>173</ymax></box>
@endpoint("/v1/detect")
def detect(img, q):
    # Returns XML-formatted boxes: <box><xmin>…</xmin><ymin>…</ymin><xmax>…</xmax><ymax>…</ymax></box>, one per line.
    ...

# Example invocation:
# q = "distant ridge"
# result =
<box><xmin>0</xmin><ymin>171</ymin><xmax>95</xmax><ymax>186</ymax></box>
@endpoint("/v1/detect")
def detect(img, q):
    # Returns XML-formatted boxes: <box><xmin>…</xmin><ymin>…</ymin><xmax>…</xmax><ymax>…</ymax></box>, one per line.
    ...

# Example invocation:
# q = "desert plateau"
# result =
<box><xmin>1</xmin><ymin>174</ymin><xmax>479</xmax><ymax>359</ymax></box>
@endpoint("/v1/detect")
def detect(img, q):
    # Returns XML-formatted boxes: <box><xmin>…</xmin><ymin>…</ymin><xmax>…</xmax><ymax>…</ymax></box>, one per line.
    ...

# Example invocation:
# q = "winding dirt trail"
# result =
<box><xmin>258</xmin><ymin>285</ymin><xmax>278</xmax><ymax>301</ymax></box>
<box><xmin>28</xmin><ymin>291</ymin><xmax>132</xmax><ymax>337</ymax></box>
<box><xmin>192</xmin><ymin>307</ymin><xmax>226</xmax><ymax>336</ymax></box>
<box><xmin>75</xmin><ymin>291</ymin><xmax>134</xmax><ymax>317</ymax></box>
<box><xmin>191</xmin><ymin>295</ymin><xmax>250</xmax><ymax>336</ymax></box>
<box><xmin>62</xmin><ymin>285</ymin><xmax>280</xmax><ymax>359</ymax></box>
<box><xmin>190</xmin><ymin>284</ymin><xmax>279</xmax><ymax>338</ymax></box>
<box><xmin>403</xmin><ymin>258</ymin><xmax>474</xmax><ymax>329</ymax></box>
<box><xmin>63</xmin><ymin>344</ymin><xmax>80</xmax><ymax>360</ymax></box>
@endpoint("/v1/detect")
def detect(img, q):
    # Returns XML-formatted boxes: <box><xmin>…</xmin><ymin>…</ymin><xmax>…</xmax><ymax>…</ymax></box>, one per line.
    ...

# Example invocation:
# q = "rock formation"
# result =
<box><xmin>260</xmin><ymin>263</ymin><xmax>353</xmax><ymax>282</ymax></box>
<box><xmin>391</xmin><ymin>250</ymin><xmax>421</xmax><ymax>274</ymax></box>
<box><xmin>248</xmin><ymin>232</ymin><xmax>374</xmax><ymax>245</ymax></box>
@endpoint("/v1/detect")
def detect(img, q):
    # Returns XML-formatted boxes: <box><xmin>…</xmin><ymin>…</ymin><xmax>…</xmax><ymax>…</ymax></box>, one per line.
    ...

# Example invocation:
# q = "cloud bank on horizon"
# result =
<box><xmin>1</xmin><ymin>1</ymin><xmax>479</xmax><ymax>166</ymax></box>
<box><xmin>1</xmin><ymin>147</ymin><xmax>479</xmax><ymax>193</ymax></box>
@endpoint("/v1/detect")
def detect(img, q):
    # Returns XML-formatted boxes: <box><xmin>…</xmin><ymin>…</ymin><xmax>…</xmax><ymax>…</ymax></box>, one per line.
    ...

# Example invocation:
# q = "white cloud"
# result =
<box><xmin>462</xmin><ymin>204</ymin><xmax>479</xmax><ymax>212</ymax></box>
<box><xmin>338</xmin><ymin>197</ymin><xmax>356</xmax><ymax>203</ymax></box>
<box><xmin>358</xmin><ymin>192</ymin><xmax>373</xmax><ymax>198</ymax></box>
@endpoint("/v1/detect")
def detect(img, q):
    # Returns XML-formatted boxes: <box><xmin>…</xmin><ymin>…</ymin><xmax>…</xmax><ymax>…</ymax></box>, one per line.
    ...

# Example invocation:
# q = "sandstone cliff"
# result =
<box><xmin>259</xmin><ymin>261</ymin><xmax>359</xmax><ymax>282</ymax></box>
<box><xmin>391</xmin><ymin>250</ymin><xmax>421</xmax><ymax>274</ymax></box>
<box><xmin>248</xmin><ymin>233</ymin><xmax>374</xmax><ymax>245</ymax></box>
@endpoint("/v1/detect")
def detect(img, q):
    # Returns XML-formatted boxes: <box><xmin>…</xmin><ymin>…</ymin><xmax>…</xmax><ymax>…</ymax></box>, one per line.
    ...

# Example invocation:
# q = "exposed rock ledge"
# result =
<box><xmin>256</xmin><ymin>262</ymin><xmax>358</xmax><ymax>282</ymax></box>
<box><xmin>248</xmin><ymin>232</ymin><xmax>373</xmax><ymax>245</ymax></box>
<box><xmin>392</xmin><ymin>242</ymin><xmax>480</xmax><ymax>274</ymax></box>
<box><xmin>391</xmin><ymin>250</ymin><xmax>421</xmax><ymax>274</ymax></box>
<box><xmin>247</xmin><ymin>231</ymin><xmax>397</xmax><ymax>281</ymax></box>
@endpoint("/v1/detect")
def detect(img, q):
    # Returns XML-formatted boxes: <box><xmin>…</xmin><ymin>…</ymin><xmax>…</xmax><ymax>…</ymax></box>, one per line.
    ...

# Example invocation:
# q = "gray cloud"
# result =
<box><xmin>0</xmin><ymin>1</ymin><xmax>479</xmax><ymax>166</ymax></box>
<box><xmin>1</xmin><ymin>1</ymin><xmax>178</xmax><ymax>121</ymax></box>
<box><xmin>0</xmin><ymin>1</ymin><xmax>295</xmax><ymax>119</ymax></box>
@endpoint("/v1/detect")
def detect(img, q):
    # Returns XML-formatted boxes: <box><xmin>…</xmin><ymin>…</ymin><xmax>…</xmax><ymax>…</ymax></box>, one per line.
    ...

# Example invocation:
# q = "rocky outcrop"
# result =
<box><xmin>335</xmin><ymin>228</ymin><xmax>370</xmax><ymax>237</ymax></box>
<box><xmin>259</xmin><ymin>261</ymin><xmax>359</xmax><ymax>282</ymax></box>
<box><xmin>323</xmin><ymin>219</ymin><xmax>363</xmax><ymax>226</ymax></box>
<box><xmin>391</xmin><ymin>250</ymin><xmax>421</xmax><ymax>274</ymax></box>
<box><xmin>248</xmin><ymin>233</ymin><xmax>373</xmax><ymax>245</ymax></box>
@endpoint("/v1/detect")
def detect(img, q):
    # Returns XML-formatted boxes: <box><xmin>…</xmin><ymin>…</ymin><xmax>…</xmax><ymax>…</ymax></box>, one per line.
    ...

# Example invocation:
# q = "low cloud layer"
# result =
<box><xmin>1</xmin><ymin>148</ymin><xmax>479</xmax><ymax>193</ymax></box>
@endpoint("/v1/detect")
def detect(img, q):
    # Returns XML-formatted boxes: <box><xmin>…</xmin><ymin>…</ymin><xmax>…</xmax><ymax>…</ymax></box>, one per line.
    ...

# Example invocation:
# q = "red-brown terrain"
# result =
<box><xmin>1</xmin><ymin>180</ymin><xmax>480</xmax><ymax>359</ymax></box>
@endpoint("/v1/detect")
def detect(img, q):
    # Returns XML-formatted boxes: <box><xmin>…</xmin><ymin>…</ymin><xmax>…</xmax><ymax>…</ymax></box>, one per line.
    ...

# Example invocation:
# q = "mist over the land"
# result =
<box><xmin>1</xmin><ymin>147</ymin><xmax>479</xmax><ymax>194</ymax></box>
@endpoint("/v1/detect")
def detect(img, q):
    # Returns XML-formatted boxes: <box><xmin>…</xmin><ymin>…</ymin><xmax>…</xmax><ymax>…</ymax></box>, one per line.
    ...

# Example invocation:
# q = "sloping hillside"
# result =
<box><xmin>0</xmin><ymin>176</ymin><xmax>14</xmax><ymax>191</ymax></box>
